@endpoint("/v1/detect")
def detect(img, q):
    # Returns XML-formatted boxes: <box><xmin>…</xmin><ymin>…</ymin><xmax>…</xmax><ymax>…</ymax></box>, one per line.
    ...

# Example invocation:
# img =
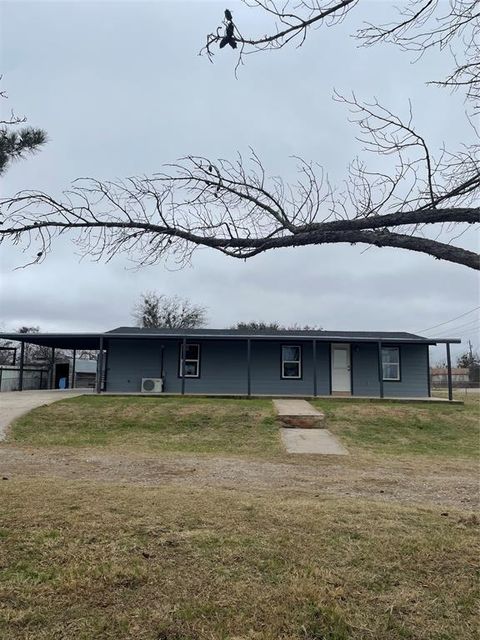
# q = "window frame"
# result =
<box><xmin>281</xmin><ymin>344</ymin><xmax>302</xmax><ymax>380</ymax></box>
<box><xmin>381</xmin><ymin>346</ymin><xmax>401</xmax><ymax>382</ymax></box>
<box><xmin>178</xmin><ymin>343</ymin><xmax>201</xmax><ymax>378</ymax></box>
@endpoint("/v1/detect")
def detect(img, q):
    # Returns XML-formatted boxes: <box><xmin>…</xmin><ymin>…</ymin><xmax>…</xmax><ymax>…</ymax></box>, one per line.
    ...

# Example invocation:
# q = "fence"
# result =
<box><xmin>0</xmin><ymin>367</ymin><xmax>49</xmax><ymax>392</ymax></box>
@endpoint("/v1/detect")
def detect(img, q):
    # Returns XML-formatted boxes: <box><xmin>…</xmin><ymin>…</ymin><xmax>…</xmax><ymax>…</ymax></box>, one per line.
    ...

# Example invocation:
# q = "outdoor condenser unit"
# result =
<box><xmin>141</xmin><ymin>377</ymin><xmax>164</xmax><ymax>393</ymax></box>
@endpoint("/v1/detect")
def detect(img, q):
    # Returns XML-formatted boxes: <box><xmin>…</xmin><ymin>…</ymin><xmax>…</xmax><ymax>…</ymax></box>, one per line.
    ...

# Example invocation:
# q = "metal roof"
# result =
<box><xmin>0</xmin><ymin>327</ymin><xmax>461</xmax><ymax>347</ymax></box>
<box><xmin>107</xmin><ymin>326</ymin><xmax>431</xmax><ymax>341</ymax></box>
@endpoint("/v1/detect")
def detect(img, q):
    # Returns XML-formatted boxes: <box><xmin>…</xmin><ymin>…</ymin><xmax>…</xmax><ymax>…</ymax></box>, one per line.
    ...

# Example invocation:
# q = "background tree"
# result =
<box><xmin>16</xmin><ymin>326</ymin><xmax>58</xmax><ymax>363</ymax></box>
<box><xmin>0</xmin><ymin>326</ymin><xmax>66</xmax><ymax>365</ymax></box>
<box><xmin>0</xmin><ymin>79</ymin><xmax>47</xmax><ymax>175</ymax></box>
<box><xmin>234</xmin><ymin>322</ymin><xmax>322</xmax><ymax>331</ymax></box>
<box><xmin>133</xmin><ymin>292</ymin><xmax>208</xmax><ymax>329</ymax></box>
<box><xmin>0</xmin><ymin>2</ymin><xmax>478</xmax><ymax>269</ymax></box>
<box><xmin>457</xmin><ymin>340</ymin><xmax>480</xmax><ymax>383</ymax></box>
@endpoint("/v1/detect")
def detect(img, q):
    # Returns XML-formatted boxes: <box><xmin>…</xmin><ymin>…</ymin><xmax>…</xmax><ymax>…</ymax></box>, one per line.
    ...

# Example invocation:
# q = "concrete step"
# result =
<box><xmin>272</xmin><ymin>399</ymin><xmax>326</xmax><ymax>429</ymax></box>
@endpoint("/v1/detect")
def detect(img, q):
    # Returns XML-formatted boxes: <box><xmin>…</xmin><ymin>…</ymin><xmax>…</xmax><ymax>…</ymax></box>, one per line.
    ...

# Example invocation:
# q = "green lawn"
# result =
<box><xmin>311</xmin><ymin>395</ymin><xmax>479</xmax><ymax>458</ymax></box>
<box><xmin>9</xmin><ymin>396</ymin><xmax>281</xmax><ymax>456</ymax></box>
<box><xmin>10</xmin><ymin>394</ymin><xmax>479</xmax><ymax>461</ymax></box>
<box><xmin>1</xmin><ymin>479</ymin><xmax>478</xmax><ymax>640</ymax></box>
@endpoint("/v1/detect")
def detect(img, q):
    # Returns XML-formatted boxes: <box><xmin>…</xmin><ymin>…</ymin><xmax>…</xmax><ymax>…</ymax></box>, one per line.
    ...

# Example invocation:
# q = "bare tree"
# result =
<box><xmin>234</xmin><ymin>322</ymin><xmax>322</xmax><ymax>331</ymax></box>
<box><xmin>0</xmin><ymin>3</ymin><xmax>478</xmax><ymax>270</ymax></box>
<box><xmin>357</xmin><ymin>0</ymin><xmax>480</xmax><ymax>111</ymax></box>
<box><xmin>203</xmin><ymin>1</ymin><xmax>357</xmax><ymax>70</ymax></box>
<box><xmin>204</xmin><ymin>0</ymin><xmax>479</xmax><ymax>104</ymax></box>
<box><xmin>133</xmin><ymin>292</ymin><xmax>208</xmax><ymax>329</ymax></box>
<box><xmin>14</xmin><ymin>326</ymin><xmax>65</xmax><ymax>363</ymax></box>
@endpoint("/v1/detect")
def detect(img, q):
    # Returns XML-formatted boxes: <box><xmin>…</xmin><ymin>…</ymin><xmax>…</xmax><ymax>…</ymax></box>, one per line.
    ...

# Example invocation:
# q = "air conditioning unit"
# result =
<box><xmin>141</xmin><ymin>377</ymin><xmax>163</xmax><ymax>393</ymax></box>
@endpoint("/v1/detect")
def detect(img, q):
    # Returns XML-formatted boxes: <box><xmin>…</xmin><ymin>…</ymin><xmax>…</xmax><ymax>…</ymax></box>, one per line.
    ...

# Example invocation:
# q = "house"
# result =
<box><xmin>430</xmin><ymin>367</ymin><xmax>469</xmax><ymax>386</ymax></box>
<box><xmin>0</xmin><ymin>327</ymin><xmax>461</xmax><ymax>399</ymax></box>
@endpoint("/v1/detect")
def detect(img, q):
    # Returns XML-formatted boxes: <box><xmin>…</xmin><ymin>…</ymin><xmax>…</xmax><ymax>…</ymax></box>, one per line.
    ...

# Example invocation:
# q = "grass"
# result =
<box><xmin>9</xmin><ymin>396</ymin><xmax>281</xmax><ymax>457</ymax></box>
<box><xmin>9</xmin><ymin>394</ymin><xmax>479</xmax><ymax>461</ymax></box>
<box><xmin>3</xmin><ymin>395</ymin><xmax>479</xmax><ymax>638</ymax></box>
<box><xmin>1</xmin><ymin>478</ymin><xmax>478</xmax><ymax>640</ymax></box>
<box><xmin>311</xmin><ymin>394</ymin><xmax>479</xmax><ymax>458</ymax></box>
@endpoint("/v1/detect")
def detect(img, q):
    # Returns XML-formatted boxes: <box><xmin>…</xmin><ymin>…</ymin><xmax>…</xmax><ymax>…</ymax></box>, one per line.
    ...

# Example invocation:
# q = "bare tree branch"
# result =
<box><xmin>201</xmin><ymin>1</ymin><xmax>358</xmax><ymax>70</ymax></box>
<box><xmin>1</xmin><ymin>4</ymin><xmax>478</xmax><ymax>271</ymax></box>
<box><xmin>357</xmin><ymin>0</ymin><xmax>480</xmax><ymax>109</ymax></box>
<box><xmin>1</xmin><ymin>122</ymin><xmax>478</xmax><ymax>269</ymax></box>
<box><xmin>204</xmin><ymin>1</ymin><xmax>479</xmax><ymax>112</ymax></box>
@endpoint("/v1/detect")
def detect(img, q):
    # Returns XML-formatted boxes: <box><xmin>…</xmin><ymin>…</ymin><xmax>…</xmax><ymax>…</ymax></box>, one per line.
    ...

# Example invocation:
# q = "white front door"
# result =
<box><xmin>331</xmin><ymin>344</ymin><xmax>351</xmax><ymax>394</ymax></box>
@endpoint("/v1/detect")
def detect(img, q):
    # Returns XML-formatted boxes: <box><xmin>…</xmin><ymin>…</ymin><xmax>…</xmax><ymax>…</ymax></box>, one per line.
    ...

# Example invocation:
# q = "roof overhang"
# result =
<box><xmin>0</xmin><ymin>332</ymin><xmax>461</xmax><ymax>348</ymax></box>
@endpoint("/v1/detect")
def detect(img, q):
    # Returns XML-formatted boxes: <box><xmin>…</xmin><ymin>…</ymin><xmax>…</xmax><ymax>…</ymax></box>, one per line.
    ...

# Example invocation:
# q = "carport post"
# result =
<box><xmin>181</xmin><ymin>337</ymin><xmax>186</xmax><ymax>395</ymax></box>
<box><xmin>96</xmin><ymin>337</ymin><xmax>104</xmax><ymax>394</ymax></box>
<box><xmin>312</xmin><ymin>339</ymin><xmax>317</xmax><ymax>397</ymax></box>
<box><xmin>247</xmin><ymin>338</ymin><xmax>251</xmax><ymax>397</ymax></box>
<box><xmin>377</xmin><ymin>341</ymin><xmax>384</xmax><ymax>399</ymax></box>
<box><xmin>446</xmin><ymin>342</ymin><xmax>453</xmax><ymax>401</ymax></box>
<box><xmin>71</xmin><ymin>349</ymin><xmax>76</xmax><ymax>389</ymax></box>
<box><xmin>19</xmin><ymin>341</ymin><xmax>25</xmax><ymax>391</ymax></box>
<box><xmin>50</xmin><ymin>348</ymin><xmax>56</xmax><ymax>389</ymax></box>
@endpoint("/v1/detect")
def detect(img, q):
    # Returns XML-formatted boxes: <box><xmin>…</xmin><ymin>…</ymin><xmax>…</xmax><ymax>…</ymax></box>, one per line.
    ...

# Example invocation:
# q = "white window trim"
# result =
<box><xmin>382</xmin><ymin>347</ymin><xmax>400</xmax><ymax>381</ymax></box>
<box><xmin>179</xmin><ymin>343</ymin><xmax>200</xmax><ymax>378</ymax></box>
<box><xmin>281</xmin><ymin>345</ymin><xmax>302</xmax><ymax>379</ymax></box>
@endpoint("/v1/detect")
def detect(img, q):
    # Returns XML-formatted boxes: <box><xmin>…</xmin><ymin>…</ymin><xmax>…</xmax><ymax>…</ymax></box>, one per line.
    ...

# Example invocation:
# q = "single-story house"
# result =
<box><xmin>0</xmin><ymin>327</ymin><xmax>461</xmax><ymax>399</ymax></box>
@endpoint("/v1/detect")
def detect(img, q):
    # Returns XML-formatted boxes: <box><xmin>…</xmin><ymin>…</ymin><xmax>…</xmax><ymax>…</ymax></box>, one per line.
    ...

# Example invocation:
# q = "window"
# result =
<box><xmin>179</xmin><ymin>343</ymin><xmax>200</xmax><ymax>378</ymax></box>
<box><xmin>281</xmin><ymin>345</ymin><xmax>302</xmax><ymax>379</ymax></box>
<box><xmin>382</xmin><ymin>347</ymin><xmax>400</xmax><ymax>381</ymax></box>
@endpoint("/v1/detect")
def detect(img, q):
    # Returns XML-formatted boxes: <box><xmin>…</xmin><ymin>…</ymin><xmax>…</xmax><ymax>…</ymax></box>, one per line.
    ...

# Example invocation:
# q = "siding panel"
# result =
<box><xmin>105</xmin><ymin>338</ymin><xmax>429</xmax><ymax>398</ymax></box>
<box><xmin>352</xmin><ymin>342</ymin><xmax>429</xmax><ymax>397</ymax></box>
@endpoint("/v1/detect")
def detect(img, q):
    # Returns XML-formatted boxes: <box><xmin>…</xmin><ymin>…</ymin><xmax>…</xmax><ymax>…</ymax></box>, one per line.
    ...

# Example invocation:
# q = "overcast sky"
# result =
<box><xmin>0</xmin><ymin>0</ymin><xmax>478</xmax><ymax>362</ymax></box>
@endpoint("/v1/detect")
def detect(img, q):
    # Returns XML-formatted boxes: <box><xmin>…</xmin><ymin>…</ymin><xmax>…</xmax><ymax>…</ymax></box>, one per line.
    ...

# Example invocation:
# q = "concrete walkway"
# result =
<box><xmin>273</xmin><ymin>399</ymin><xmax>322</xmax><ymax>416</ymax></box>
<box><xmin>0</xmin><ymin>389</ymin><xmax>88</xmax><ymax>441</ymax></box>
<box><xmin>281</xmin><ymin>428</ymin><xmax>349</xmax><ymax>455</ymax></box>
<box><xmin>273</xmin><ymin>398</ymin><xmax>348</xmax><ymax>454</ymax></box>
<box><xmin>273</xmin><ymin>398</ymin><xmax>326</xmax><ymax>428</ymax></box>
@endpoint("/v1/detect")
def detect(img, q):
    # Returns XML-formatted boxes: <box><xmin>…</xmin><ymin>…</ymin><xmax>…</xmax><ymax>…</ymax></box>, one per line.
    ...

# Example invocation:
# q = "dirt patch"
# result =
<box><xmin>0</xmin><ymin>444</ymin><xmax>477</xmax><ymax>511</ymax></box>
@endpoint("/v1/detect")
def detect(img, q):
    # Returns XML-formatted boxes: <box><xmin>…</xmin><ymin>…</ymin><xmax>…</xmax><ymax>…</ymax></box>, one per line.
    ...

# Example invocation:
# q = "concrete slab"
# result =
<box><xmin>273</xmin><ymin>399</ymin><xmax>322</xmax><ymax>416</ymax></box>
<box><xmin>281</xmin><ymin>428</ymin><xmax>349</xmax><ymax>455</ymax></box>
<box><xmin>0</xmin><ymin>389</ymin><xmax>89</xmax><ymax>441</ymax></box>
<box><xmin>273</xmin><ymin>398</ymin><xmax>326</xmax><ymax>428</ymax></box>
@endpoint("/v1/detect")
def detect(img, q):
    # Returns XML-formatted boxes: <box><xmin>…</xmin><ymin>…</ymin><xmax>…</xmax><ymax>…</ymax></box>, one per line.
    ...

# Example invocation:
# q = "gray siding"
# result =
<box><xmin>105</xmin><ymin>337</ymin><xmax>429</xmax><ymax>397</ymax></box>
<box><xmin>352</xmin><ymin>342</ymin><xmax>429</xmax><ymax>398</ymax></box>
<box><xmin>250</xmin><ymin>340</ymin><xmax>329</xmax><ymax>396</ymax></box>
<box><xmin>384</xmin><ymin>343</ymin><xmax>429</xmax><ymax>397</ymax></box>
<box><xmin>352</xmin><ymin>343</ymin><xmax>380</xmax><ymax>396</ymax></box>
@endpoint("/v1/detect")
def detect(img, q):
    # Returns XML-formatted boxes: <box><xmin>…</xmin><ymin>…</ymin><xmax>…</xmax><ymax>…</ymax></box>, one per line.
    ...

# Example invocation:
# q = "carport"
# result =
<box><xmin>0</xmin><ymin>332</ymin><xmax>105</xmax><ymax>393</ymax></box>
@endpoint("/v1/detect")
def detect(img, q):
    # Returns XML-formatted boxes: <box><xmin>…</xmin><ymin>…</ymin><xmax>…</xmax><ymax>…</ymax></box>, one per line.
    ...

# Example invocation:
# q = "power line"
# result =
<box><xmin>429</xmin><ymin>318</ymin><xmax>480</xmax><ymax>337</ymax></box>
<box><xmin>443</xmin><ymin>327</ymin><xmax>480</xmax><ymax>340</ymax></box>
<box><xmin>417</xmin><ymin>305</ymin><xmax>480</xmax><ymax>333</ymax></box>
